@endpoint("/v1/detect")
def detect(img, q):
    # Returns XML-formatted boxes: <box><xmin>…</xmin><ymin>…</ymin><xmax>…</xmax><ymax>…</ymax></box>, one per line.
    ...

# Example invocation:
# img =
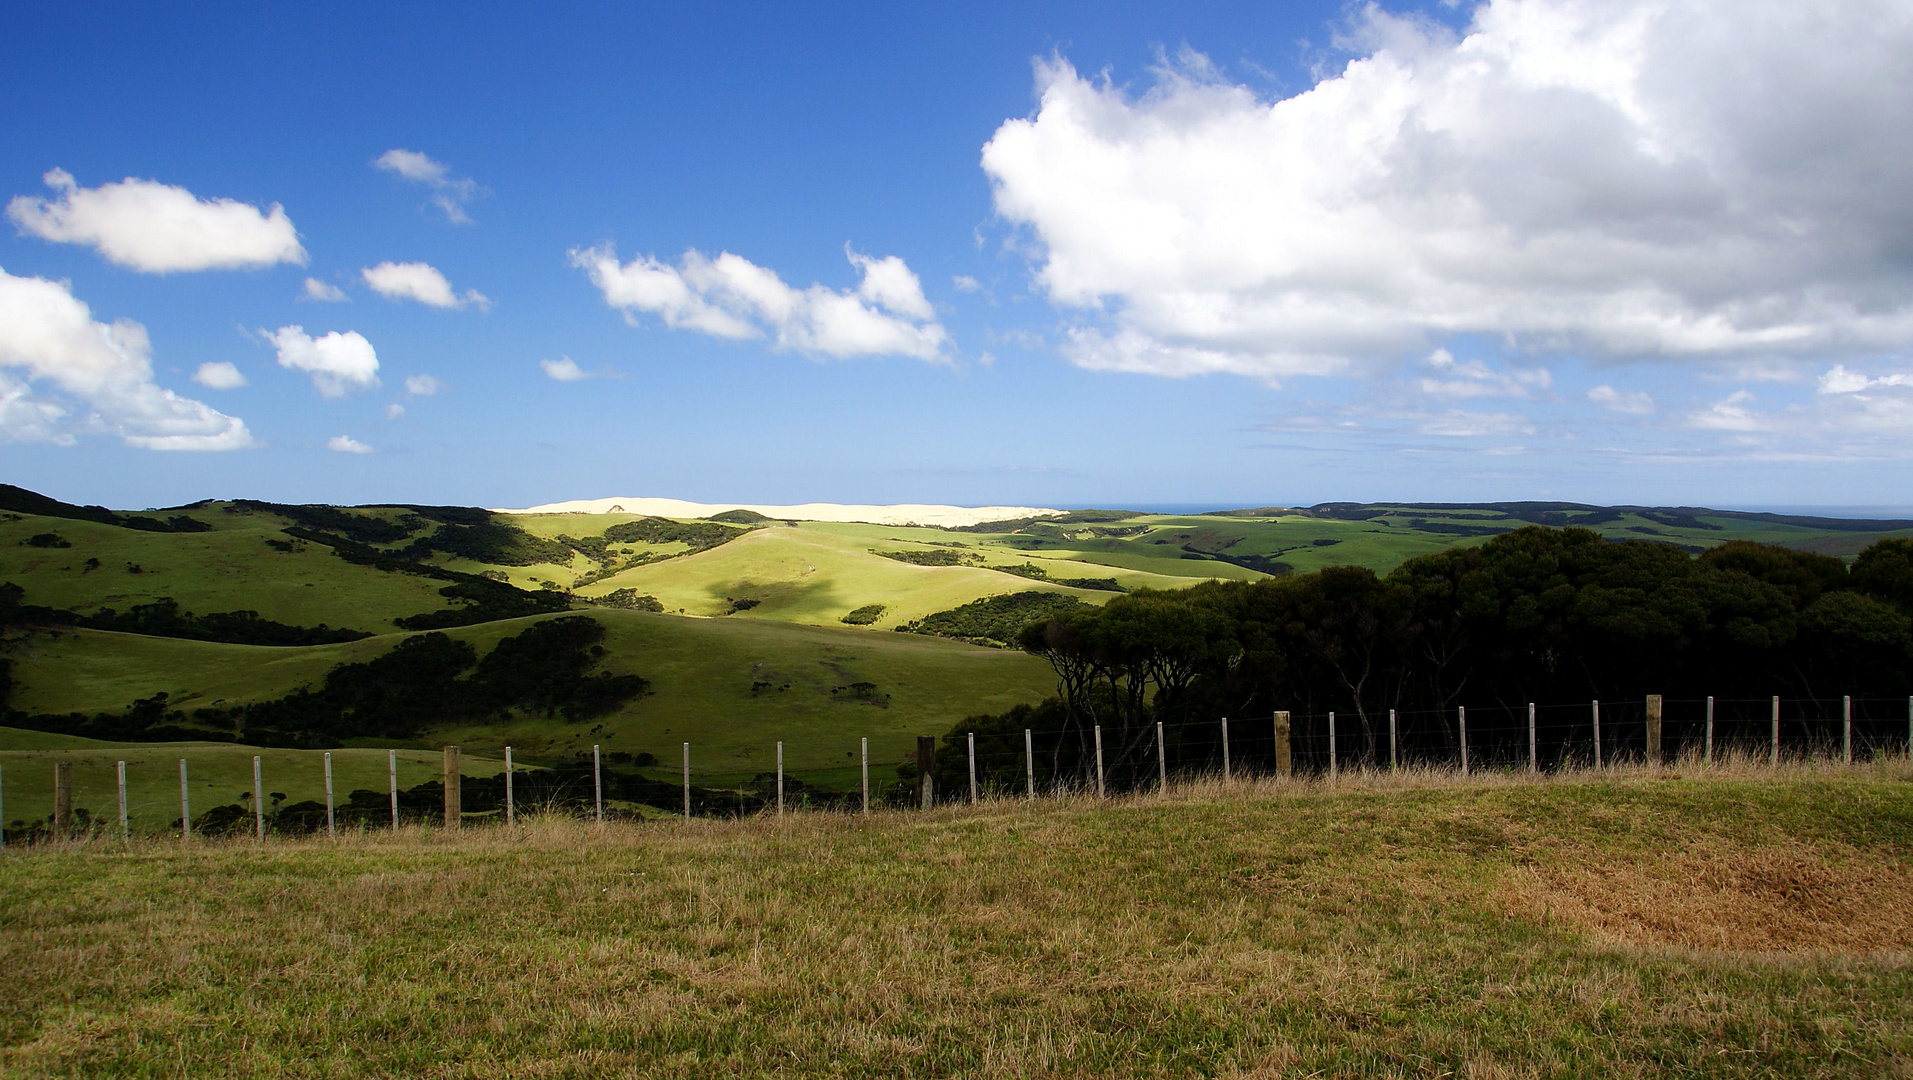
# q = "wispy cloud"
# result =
<box><xmin>373</xmin><ymin>149</ymin><xmax>484</xmax><ymax>224</ymax></box>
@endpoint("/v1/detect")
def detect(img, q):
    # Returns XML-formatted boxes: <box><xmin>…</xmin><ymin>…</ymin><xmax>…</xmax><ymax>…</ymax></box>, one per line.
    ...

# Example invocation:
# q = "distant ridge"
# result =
<box><xmin>495</xmin><ymin>497</ymin><xmax>1066</xmax><ymax>529</ymax></box>
<box><xmin>1272</xmin><ymin>501</ymin><xmax>1913</xmax><ymax>533</ymax></box>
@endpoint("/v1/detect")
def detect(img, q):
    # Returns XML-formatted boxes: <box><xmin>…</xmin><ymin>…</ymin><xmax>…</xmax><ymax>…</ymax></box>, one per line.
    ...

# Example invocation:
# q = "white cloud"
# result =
<box><xmin>569</xmin><ymin>244</ymin><xmax>949</xmax><ymax>362</ymax></box>
<box><xmin>192</xmin><ymin>361</ymin><xmax>247</xmax><ymax>390</ymax></box>
<box><xmin>6</xmin><ymin>168</ymin><xmax>305</xmax><ymax>273</ymax></box>
<box><xmin>361</xmin><ymin>261</ymin><xmax>489</xmax><ymax>310</ymax></box>
<box><xmin>981</xmin><ymin>1</ymin><xmax>1913</xmax><ymax>381</ymax></box>
<box><xmin>1416</xmin><ymin>349</ymin><xmax>1550</xmax><ymax>400</ymax></box>
<box><xmin>0</xmin><ymin>268</ymin><xmax>255</xmax><ymax>449</ymax></box>
<box><xmin>540</xmin><ymin>356</ymin><xmax>590</xmax><ymax>381</ymax></box>
<box><xmin>953</xmin><ymin>275</ymin><xmax>982</xmax><ymax>293</ymax></box>
<box><xmin>303</xmin><ymin>278</ymin><xmax>347</xmax><ymax>302</ymax></box>
<box><xmin>327</xmin><ymin>434</ymin><xmax>373</xmax><ymax>454</ymax></box>
<box><xmin>385</xmin><ymin>403</ymin><xmax>405</xmax><ymax>420</ymax></box>
<box><xmin>1418</xmin><ymin>410</ymin><xmax>1534</xmax><ymax>438</ymax></box>
<box><xmin>1587</xmin><ymin>384</ymin><xmax>1655</xmax><ymax>414</ymax></box>
<box><xmin>265</xmin><ymin>325</ymin><xmax>380</xmax><ymax>398</ymax></box>
<box><xmin>1817</xmin><ymin>364</ymin><xmax>1913</xmax><ymax>394</ymax></box>
<box><xmin>1690</xmin><ymin>390</ymin><xmax>1760</xmax><ymax>431</ymax></box>
<box><xmin>403</xmin><ymin>374</ymin><xmax>442</xmax><ymax>396</ymax></box>
<box><xmin>373</xmin><ymin>149</ymin><xmax>483</xmax><ymax>224</ymax></box>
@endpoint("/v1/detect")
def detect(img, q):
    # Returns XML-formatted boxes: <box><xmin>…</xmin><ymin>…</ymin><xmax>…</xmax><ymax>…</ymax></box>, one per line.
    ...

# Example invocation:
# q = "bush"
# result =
<box><xmin>24</xmin><ymin>533</ymin><xmax>69</xmax><ymax>548</ymax></box>
<box><xmin>897</xmin><ymin>591</ymin><xmax>1090</xmax><ymax>647</ymax></box>
<box><xmin>841</xmin><ymin>604</ymin><xmax>886</xmax><ymax>625</ymax></box>
<box><xmin>595</xmin><ymin>589</ymin><xmax>665</xmax><ymax>612</ymax></box>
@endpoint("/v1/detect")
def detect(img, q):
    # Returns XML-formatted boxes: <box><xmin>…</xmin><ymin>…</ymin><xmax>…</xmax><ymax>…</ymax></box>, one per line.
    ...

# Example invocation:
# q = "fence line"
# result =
<box><xmin>7</xmin><ymin>692</ymin><xmax>1913</xmax><ymax>843</ymax></box>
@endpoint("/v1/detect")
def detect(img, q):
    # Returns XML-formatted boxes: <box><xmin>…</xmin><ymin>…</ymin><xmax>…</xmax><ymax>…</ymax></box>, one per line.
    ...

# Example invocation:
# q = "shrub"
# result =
<box><xmin>841</xmin><ymin>604</ymin><xmax>886</xmax><ymax>625</ymax></box>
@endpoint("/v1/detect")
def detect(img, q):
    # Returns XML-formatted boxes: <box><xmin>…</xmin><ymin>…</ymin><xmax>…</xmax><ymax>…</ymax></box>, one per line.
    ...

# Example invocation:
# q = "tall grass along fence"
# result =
<box><xmin>5</xmin><ymin>693</ymin><xmax>1912</xmax><ymax>845</ymax></box>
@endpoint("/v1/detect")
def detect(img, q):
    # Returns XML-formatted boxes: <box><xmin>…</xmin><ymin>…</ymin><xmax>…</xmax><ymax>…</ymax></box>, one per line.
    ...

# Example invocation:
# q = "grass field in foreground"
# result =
<box><xmin>2</xmin><ymin>763</ymin><xmax>1909</xmax><ymax>1077</ymax></box>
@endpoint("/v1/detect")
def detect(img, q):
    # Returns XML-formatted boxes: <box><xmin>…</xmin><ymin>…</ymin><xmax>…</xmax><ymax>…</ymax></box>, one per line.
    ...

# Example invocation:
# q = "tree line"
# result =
<box><xmin>935</xmin><ymin>528</ymin><xmax>1913</xmax><ymax>795</ymax></box>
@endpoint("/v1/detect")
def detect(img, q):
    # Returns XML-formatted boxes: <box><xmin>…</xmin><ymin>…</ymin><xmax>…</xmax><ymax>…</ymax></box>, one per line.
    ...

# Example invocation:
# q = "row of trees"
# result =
<box><xmin>947</xmin><ymin>528</ymin><xmax>1913</xmax><ymax>793</ymax></box>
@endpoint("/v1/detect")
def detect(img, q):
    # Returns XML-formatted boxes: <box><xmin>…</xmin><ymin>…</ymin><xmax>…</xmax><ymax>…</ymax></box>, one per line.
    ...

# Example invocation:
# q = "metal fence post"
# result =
<box><xmin>1388</xmin><ymin>708</ymin><xmax>1397</xmax><ymax>772</ymax></box>
<box><xmin>1705</xmin><ymin>696</ymin><xmax>1714</xmax><ymax>765</ymax></box>
<box><xmin>252</xmin><ymin>756</ymin><xmax>265</xmax><ymax>841</ymax></box>
<box><xmin>1528</xmin><ymin>703</ymin><xmax>1537</xmax><ymax>774</ymax></box>
<box><xmin>1770</xmin><ymin>696</ymin><xmax>1780</xmax><ymax>766</ymax></box>
<box><xmin>1843</xmin><ymin>696</ymin><xmax>1852</xmax><ymax>765</ymax></box>
<box><xmin>776</xmin><ymin>741</ymin><xmax>784</xmax><ymax>817</ymax></box>
<box><xmin>1024</xmin><ymin>729</ymin><xmax>1034</xmax><ymax>798</ymax></box>
<box><xmin>861</xmin><ymin>737</ymin><xmax>869</xmax><ymax>815</ymax></box>
<box><xmin>593</xmin><ymin>744</ymin><xmax>604</xmax><ymax>823</ymax></box>
<box><xmin>1592</xmin><ymin>700</ymin><xmax>1602</xmax><ymax>769</ymax></box>
<box><xmin>388</xmin><ymin>749</ymin><xmax>399</xmax><ymax>831</ymax></box>
<box><xmin>682</xmin><ymin>742</ymin><xmax>691</xmax><ymax>820</ymax></box>
<box><xmin>1156</xmin><ymin>721</ymin><xmax>1167</xmax><ymax>793</ymax></box>
<box><xmin>179</xmin><ymin>759</ymin><xmax>190</xmax><ymax>846</ymax></box>
<box><xmin>323</xmin><ymin>752</ymin><xmax>335</xmax><ymax>837</ymax></box>
<box><xmin>1328</xmin><ymin>711</ymin><xmax>1338</xmax><ymax>783</ymax></box>
<box><xmin>967</xmin><ymin>732</ymin><xmax>977</xmax><ymax>803</ymax></box>
<box><xmin>1220</xmin><ymin>717</ymin><xmax>1231</xmax><ymax>783</ymax></box>
<box><xmin>1458</xmin><ymin>707</ymin><xmax>1469</xmax><ymax>777</ymax></box>
<box><xmin>117</xmin><ymin>760</ymin><xmax>129</xmax><ymax>843</ymax></box>
<box><xmin>1093</xmin><ymin>725</ymin><xmax>1106</xmax><ymax>799</ymax></box>
<box><xmin>505</xmin><ymin>746</ymin><xmax>515</xmax><ymax>826</ymax></box>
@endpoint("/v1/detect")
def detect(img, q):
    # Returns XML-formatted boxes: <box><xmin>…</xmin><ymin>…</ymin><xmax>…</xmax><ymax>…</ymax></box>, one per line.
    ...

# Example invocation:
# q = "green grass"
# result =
<box><xmin>0</xmin><ymin>737</ymin><xmax>500</xmax><ymax>834</ymax></box>
<box><xmin>6</xmin><ymin>611</ymin><xmax>1057</xmax><ymax>776</ymax></box>
<box><xmin>0</xmin><ymin>511</ymin><xmax>449</xmax><ymax>631</ymax></box>
<box><xmin>1</xmin><ymin>765</ymin><xmax>1908</xmax><ymax>1077</ymax></box>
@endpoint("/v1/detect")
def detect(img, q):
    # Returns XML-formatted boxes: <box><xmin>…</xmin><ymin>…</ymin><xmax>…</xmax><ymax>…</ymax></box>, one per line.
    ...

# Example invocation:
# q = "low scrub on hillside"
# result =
<box><xmin>897</xmin><ymin>590</ymin><xmax>1090</xmax><ymax>647</ymax></box>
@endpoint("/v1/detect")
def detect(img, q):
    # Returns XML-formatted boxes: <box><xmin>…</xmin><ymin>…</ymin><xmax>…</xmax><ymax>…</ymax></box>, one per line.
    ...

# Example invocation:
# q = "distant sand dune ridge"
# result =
<box><xmin>493</xmin><ymin>497</ymin><xmax>1065</xmax><ymax>529</ymax></box>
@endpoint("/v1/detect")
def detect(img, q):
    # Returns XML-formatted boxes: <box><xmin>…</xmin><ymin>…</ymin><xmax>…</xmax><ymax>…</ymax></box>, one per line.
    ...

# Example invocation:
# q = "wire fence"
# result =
<box><xmin>5</xmin><ymin>694</ymin><xmax>1912</xmax><ymax>846</ymax></box>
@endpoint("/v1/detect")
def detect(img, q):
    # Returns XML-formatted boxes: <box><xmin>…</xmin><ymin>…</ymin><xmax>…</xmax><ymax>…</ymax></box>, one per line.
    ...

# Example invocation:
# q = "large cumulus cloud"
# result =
<box><xmin>981</xmin><ymin>0</ymin><xmax>1913</xmax><ymax>383</ymax></box>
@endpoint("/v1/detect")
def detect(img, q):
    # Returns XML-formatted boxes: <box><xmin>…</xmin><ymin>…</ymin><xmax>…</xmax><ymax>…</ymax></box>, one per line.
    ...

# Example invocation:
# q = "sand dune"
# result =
<box><xmin>493</xmin><ymin>496</ymin><xmax>1064</xmax><ymax>528</ymax></box>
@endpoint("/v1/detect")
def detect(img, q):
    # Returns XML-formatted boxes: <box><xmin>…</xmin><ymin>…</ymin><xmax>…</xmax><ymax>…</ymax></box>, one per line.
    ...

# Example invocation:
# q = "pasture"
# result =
<box><xmin>2</xmin><ymin>762</ymin><xmax>1909</xmax><ymax>1077</ymax></box>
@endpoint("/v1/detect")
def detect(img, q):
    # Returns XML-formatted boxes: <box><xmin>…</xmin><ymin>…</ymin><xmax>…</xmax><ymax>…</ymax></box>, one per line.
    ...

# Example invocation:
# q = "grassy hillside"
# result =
<box><xmin>2</xmin><ymin>765</ymin><xmax>1908</xmax><ymax>1077</ymax></box>
<box><xmin>6</xmin><ymin>611</ymin><xmax>1057</xmax><ymax>776</ymax></box>
<box><xmin>0</xmin><ymin>736</ymin><xmax>499</xmax><ymax>835</ymax></box>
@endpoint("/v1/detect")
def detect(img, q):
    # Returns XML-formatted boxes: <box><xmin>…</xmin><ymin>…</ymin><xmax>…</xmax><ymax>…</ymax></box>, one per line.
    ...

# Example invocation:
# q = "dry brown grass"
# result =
<box><xmin>2</xmin><ymin>762</ymin><xmax>1911</xmax><ymax>1077</ymax></box>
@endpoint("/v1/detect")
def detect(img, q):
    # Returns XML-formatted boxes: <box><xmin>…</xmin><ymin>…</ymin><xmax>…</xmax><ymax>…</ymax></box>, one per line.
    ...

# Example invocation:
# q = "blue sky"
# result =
<box><xmin>4</xmin><ymin>0</ymin><xmax>1912</xmax><ymax>512</ymax></box>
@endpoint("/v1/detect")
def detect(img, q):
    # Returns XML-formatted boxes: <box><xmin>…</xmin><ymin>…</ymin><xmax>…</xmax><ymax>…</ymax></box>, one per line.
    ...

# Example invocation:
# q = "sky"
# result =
<box><xmin>4</xmin><ymin>0</ymin><xmax>1913</xmax><ymax>513</ymax></box>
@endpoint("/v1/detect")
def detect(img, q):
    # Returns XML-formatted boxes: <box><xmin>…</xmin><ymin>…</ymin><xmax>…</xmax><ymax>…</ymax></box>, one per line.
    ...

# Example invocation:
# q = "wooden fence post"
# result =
<box><xmin>1705</xmin><ymin>696</ymin><xmax>1714</xmax><ymax>765</ymax></box>
<box><xmin>1528</xmin><ymin>703</ymin><xmax>1537</xmax><ymax>774</ymax></box>
<box><xmin>1770</xmin><ymin>696</ymin><xmax>1780</xmax><ymax>766</ymax></box>
<box><xmin>442</xmin><ymin>746</ymin><xmax>460</xmax><ymax>830</ymax></box>
<box><xmin>252</xmin><ymin>755</ymin><xmax>265</xmax><ymax>841</ymax></box>
<box><xmin>1328</xmin><ymin>711</ymin><xmax>1338</xmax><ymax>783</ymax></box>
<box><xmin>776</xmin><ymin>741</ymin><xmax>784</xmax><ymax>817</ymax></box>
<box><xmin>1274</xmin><ymin>712</ymin><xmax>1292</xmax><ymax>779</ymax></box>
<box><xmin>1220</xmin><ymin>717</ymin><xmax>1231</xmax><ymax>783</ymax></box>
<box><xmin>1592</xmin><ymin>700</ymin><xmax>1602</xmax><ymax>769</ymax></box>
<box><xmin>861</xmin><ymin>737</ymin><xmax>869</xmax><ymax>816</ymax></box>
<box><xmin>117</xmin><ymin>760</ymin><xmax>129</xmax><ymax>843</ymax></box>
<box><xmin>682</xmin><ymin>743</ymin><xmax>690</xmax><ymax>820</ymax></box>
<box><xmin>1843</xmin><ymin>696</ymin><xmax>1852</xmax><ymax>765</ymax></box>
<box><xmin>53</xmin><ymin>761</ymin><xmax>72</xmax><ymax>840</ymax></box>
<box><xmin>1646</xmin><ymin>694</ymin><xmax>1663</xmax><ymax>766</ymax></box>
<box><xmin>0</xmin><ymin>762</ymin><xmax>6</xmax><ymax>848</ymax></box>
<box><xmin>1458</xmin><ymin>707</ymin><xmax>1469</xmax><ymax>777</ymax></box>
<box><xmin>178</xmin><ymin>759</ymin><xmax>189</xmax><ymax>845</ymax></box>
<box><xmin>967</xmin><ymin>732</ymin><xmax>977</xmax><ymax>803</ymax></box>
<box><xmin>1093</xmin><ymin>724</ymin><xmax>1106</xmax><ymax>799</ymax></box>
<box><xmin>593</xmin><ymin>744</ymin><xmax>604</xmax><ymax>823</ymax></box>
<box><xmin>1156</xmin><ymin>721</ymin><xmax>1167</xmax><ymax>793</ymax></box>
<box><xmin>917</xmin><ymin>736</ymin><xmax>934</xmax><ymax>810</ymax></box>
<box><xmin>1024</xmin><ymin>729</ymin><xmax>1034</xmax><ymax>799</ymax></box>
<box><xmin>505</xmin><ymin>746</ymin><xmax>515</xmax><ymax>826</ymax></box>
<box><xmin>388</xmin><ymin>749</ymin><xmax>399</xmax><ymax>831</ymax></box>
<box><xmin>323</xmin><ymin>752</ymin><xmax>335</xmax><ymax>837</ymax></box>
